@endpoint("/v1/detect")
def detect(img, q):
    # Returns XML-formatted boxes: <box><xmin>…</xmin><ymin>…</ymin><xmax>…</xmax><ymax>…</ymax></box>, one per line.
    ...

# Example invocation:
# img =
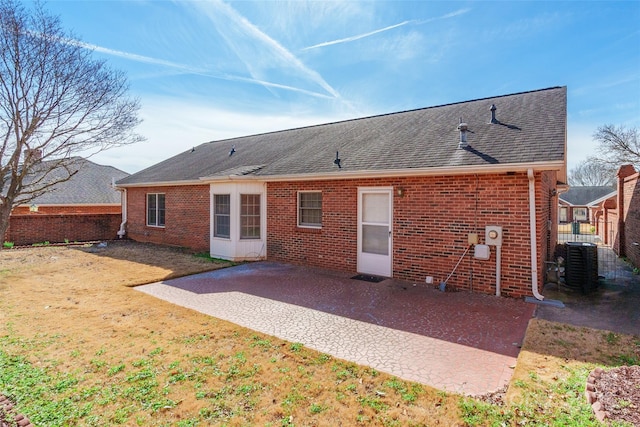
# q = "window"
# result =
<box><xmin>240</xmin><ymin>194</ymin><xmax>261</xmax><ymax>239</ymax></box>
<box><xmin>559</xmin><ymin>207</ymin><xmax>568</xmax><ymax>222</ymax></box>
<box><xmin>573</xmin><ymin>208</ymin><xmax>588</xmax><ymax>222</ymax></box>
<box><xmin>298</xmin><ymin>191</ymin><xmax>322</xmax><ymax>227</ymax></box>
<box><xmin>214</xmin><ymin>194</ymin><xmax>231</xmax><ymax>238</ymax></box>
<box><xmin>147</xmin><ymin>193</ymin><xmax>165</xmax><ymax>227</ymax></box>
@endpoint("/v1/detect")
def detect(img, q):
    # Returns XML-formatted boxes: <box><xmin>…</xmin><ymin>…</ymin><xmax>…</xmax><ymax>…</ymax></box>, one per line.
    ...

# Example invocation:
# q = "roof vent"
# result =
<box><xmin>457</xmin><ymin>120</ymin><xmax>468</xmax><ymax>148</ymax></box>
<box><xmin>490</xmin><ymin>104</ymin><xmax>498</xmax><ymax>124</ymax></box>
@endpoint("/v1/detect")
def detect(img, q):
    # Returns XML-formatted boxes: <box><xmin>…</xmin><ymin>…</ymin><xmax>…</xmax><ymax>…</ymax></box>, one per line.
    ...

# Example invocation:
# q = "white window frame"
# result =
<box><xmin>573</xmin><ymin>207</ymin><xmax>588</xmax><ymax>222</ymax></box>
<box><xmin>297</xmin><ymin>191</ymin><xmax>322</xmax><ymax>228</ymax></box>
<box><xmin>146</xmin><ymin>193</ymin><xmax>165</xmax><ymax>227</ymax></box>
<box><xmin>240</xmin><ymin>193</ymin><xmax>261</xmax><ymax>240</ymax></box>
<box><xmin>213</xmin><ymin>194</ymin><xmax>231</xmax><ymax>239</ymax></box>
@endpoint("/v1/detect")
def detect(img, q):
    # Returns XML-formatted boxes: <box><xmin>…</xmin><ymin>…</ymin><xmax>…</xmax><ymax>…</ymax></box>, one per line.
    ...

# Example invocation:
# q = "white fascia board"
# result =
<box><xmin>115</xmin><ymin>179</ymin><xmax>205</xmax><ymax>189</ymax></box>
<box><xmin>587</xmin><ymin>191</ymin><xmax>617</xmax><ymax>207</ymax></box>
<box><xmin>199</xmin><ymin>160</ymin><xmax>565</xmax><ymax>183</ymax></box>
<box><xmin>17</xmin><ymin>203</ymin><xmax>121</xmax><ymax>207</ymax></box>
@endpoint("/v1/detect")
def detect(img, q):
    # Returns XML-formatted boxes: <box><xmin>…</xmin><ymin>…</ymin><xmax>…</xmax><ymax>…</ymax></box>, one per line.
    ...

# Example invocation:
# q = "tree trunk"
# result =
<box><xmin>0</xmin><ymin>201</ymin><xmax>13</xmax><ymax>245</ymax></box>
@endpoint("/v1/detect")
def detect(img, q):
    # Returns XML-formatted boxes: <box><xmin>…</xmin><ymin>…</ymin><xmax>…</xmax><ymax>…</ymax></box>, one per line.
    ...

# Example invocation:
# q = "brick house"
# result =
<box><xmin>5</xmin><ymin>157</ymin><xmax>129</xmax><ymax>245</ymax></box>
<box><xmin>558</xmin><ymin>186</ymin><xmax>616</xmax><ymax>224</ymax></box>
<box><xmin>116</xmin><ymin>87</ymin><xmax>567</xmax><ymax>299</ymax></box>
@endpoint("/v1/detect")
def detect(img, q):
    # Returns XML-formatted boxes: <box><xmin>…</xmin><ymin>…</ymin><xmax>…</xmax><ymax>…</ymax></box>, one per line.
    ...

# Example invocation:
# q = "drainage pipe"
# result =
<box><xmin>527</xmin><ymin>169</ymin><xmax>544</xmax><ymax>300</ymax></box>
<box><xmin>117</xmin><ymin>188</ymin><xmax>127</xmax><ymax>239</ymax></box>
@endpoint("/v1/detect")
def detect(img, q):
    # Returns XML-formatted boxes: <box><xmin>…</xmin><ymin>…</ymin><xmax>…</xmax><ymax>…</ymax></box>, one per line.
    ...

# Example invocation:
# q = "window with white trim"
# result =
<box><xmin>213</xmin><ymin>194</ymin><xmax>231</xmax><ymax>238</ymax></box>
<box><xmin>147</xmin><ymin>193</ymin><xmax>165</xmax><ymax>227</ymax></box>
<box><xmin>298</xmin><ymin>191</ymin><xmax>322</xmax><ymax>227</ymax></box>
<box><xmin>240</xmin><ymin>194</ymin><xmax>261</xmax><ymax>239</ymax></box>
<box><xmin>573</xmin><ymin>207</ymin><xmax>588</xmax><ymax>222</ymax></box>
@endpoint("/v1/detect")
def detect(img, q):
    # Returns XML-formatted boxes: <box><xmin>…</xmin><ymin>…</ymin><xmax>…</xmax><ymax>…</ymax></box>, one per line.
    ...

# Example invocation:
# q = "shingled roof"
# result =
<box><xmin>117</xmin><ymin>86</ymin><xmax>566</xmax><ymax>186</ymax></box>
<box><xmin>26</xmin><ymin>157</ymin><xmax>129</xmax><ymax>205</ymax></box>
<box><xmin>560</xmin><ymin>186</ymin><xmax>616</xmax><ymax>206</ymax></box>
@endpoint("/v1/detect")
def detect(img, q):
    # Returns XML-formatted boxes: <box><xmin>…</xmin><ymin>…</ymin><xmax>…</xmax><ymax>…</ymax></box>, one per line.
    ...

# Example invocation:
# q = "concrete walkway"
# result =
<box><xmin>136</xmin><ymin>262</ymin><xmax>535</xmax><ymax>396</ymax></box>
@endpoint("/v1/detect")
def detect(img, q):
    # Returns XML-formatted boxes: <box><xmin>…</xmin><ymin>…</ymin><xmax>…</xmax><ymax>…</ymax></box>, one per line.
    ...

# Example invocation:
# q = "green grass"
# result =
<box><xmin>459</xmin><ymin>364</ymin><xmax>603</xmax><ymax>426</ymax></box>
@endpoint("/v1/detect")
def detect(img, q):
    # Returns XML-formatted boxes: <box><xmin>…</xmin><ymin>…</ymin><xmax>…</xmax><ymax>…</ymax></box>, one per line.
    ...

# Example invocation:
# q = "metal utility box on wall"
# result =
<box><xmin>485</xmin><ymin>226</ymin><xmax>503</xmax><ymax>246</ymax></box>
<box><xmin>474</xmin><ymin>244</ymin><xmax>490</xmax><ymax>260</ymax></box>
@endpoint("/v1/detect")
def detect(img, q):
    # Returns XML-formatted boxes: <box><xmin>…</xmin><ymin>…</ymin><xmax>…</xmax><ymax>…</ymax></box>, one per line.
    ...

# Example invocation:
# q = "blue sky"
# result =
<box><xmin>39</xmin><ymin>0</ymin><xmax>640</xmax><ymax>174</ymax></box>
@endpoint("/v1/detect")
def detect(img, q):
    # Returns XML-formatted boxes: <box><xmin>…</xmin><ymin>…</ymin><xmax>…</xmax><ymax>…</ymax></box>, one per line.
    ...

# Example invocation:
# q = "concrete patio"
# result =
<box><xmin>137</xmin><ymin>262</ymin><xmax>535</xmax><ymax>396</ymax></box>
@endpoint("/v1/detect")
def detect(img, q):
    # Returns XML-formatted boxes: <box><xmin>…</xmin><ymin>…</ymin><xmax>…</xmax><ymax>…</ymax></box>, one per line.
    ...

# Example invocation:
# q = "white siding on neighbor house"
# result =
<box><xmin>209</xmin><ymin>181</ymin><xmax>267</xmax><ymax>261</ymax></box>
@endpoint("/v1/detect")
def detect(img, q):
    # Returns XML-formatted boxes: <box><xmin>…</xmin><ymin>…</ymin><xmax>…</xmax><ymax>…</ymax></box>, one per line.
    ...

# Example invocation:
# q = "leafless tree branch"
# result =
<box><xmin>0</xmin><ymin>0</ymin><xmax>143</xmax><ymax>239</ymax></box>
<box><xmin>592</xmin><ymin>124</ymin><xmax>640</xmax><ymax>169</ymax></box>
<box><xmin>568</xmin><ymin>159</ymin><xmax>616</xmax><ymax>187</ymax></box>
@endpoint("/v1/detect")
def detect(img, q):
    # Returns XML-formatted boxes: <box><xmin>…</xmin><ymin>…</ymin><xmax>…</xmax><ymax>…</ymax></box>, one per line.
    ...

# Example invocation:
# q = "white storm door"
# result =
<box><xmin>357</xmin><ymin>188</ymin><xmax>392</xmax><ymax>277</ymax></box>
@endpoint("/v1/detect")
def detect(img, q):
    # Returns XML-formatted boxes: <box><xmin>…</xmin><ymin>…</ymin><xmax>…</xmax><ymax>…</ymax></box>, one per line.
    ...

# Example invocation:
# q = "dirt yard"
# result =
<box><xmin>0</xmin><ymin>241</ymin><xmax>638</xmax><ymax>426</ymax></box>
<box><xmin>0</xmin><ymin>241</ymin><xmax>464</xmax><ymax>426</ymax></box>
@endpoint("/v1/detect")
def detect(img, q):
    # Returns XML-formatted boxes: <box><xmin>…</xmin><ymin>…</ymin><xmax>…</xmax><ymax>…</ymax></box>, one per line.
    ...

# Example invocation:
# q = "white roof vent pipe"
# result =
<box><xmin>457</xmin><ymin>120</ymin><xmax>468</xmax><ymax>148</ymax></box>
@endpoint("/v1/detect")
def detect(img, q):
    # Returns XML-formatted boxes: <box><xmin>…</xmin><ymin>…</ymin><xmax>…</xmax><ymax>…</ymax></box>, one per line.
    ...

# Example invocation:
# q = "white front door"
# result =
<box><xmin>357</xmin><ymin>187</ymin><xmax>392</xmax><ymax>277</ymax></box>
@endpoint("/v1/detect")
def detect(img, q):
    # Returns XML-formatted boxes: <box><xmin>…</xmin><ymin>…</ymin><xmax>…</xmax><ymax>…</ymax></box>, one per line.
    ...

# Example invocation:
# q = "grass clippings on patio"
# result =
<box><xmin>1</xmin><ymin>241</ymin><xmax>638</xmax><ymax>426</ymax></box>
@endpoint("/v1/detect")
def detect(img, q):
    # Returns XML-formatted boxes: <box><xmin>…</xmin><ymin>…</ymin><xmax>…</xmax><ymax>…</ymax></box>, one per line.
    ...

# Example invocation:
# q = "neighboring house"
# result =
<box><xmin>558</xmin><ymin>186</ymin><xmax>616</xmax><ymax>223</ymax></box>
<box><xmin>5</xmin><ymin>157</ymin><xmax>129</xmax><ymax>245</ymax></box>
<box><xmin>589</xmin><ymin>165</ymin><xmax>639</xmax><ymax>255</ymax></box>
<box><xmin>116</xmin><ymin>87</ymin><xmax>567</xmax><ymax>299</ymax></box>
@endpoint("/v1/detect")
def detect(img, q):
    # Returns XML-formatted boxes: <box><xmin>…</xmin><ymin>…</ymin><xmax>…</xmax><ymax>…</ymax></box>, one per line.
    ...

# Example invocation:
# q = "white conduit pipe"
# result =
<box><xmin>528</xmin><ymin>169</ymin><xmax>544</xmax><ymax>300</ymax></box>
<box><xmin>495</xmin><ymin>245</ymin><xmax>501</xmax><ymax>297</ymax></box>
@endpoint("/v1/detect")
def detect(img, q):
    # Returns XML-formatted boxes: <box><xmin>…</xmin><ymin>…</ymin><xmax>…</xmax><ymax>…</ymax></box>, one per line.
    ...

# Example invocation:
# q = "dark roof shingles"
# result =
<box><xmin>118</xmin><ymin>86</ymin><xmax>566</xmax><ymax>185</ymax></box>
<box><xmin>560</xmin><ymin>186</ymin><xmax>616</xmax><ymax>206</ymax></box>
<box><xmin>30</xmin><ymin>157</ymin><xmax>129</xmax><ymax>205</ymax></box>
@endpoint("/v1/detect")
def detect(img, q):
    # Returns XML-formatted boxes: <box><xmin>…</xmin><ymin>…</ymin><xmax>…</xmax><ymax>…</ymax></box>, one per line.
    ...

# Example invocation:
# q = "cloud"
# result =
<box><xmin>74</xmin><ymin>40</ymin><xmax>204</xmax><ymax>73</ymax></box>
<box><xmin>63</xmin><ymin>34</ymin><xmax>338</xmax><ymax>101</ymax></box>
<box><xmin>302</xmin><ymin>8</ymin><xmax>471</xmax><ymax>51</ymax></box>
<box><xmin>302</xmin><ymin>20</ymin><xmax>415</xmax><ymax>51</ymax></box>
<box><xmin>90</xmin><ymin>96</ymin><xmax>348</xmax><ymax>173</ymax></box>
<box><xmin>187</xmin><ymin>0</ymin><xmax>343</xmax><ymax>102</ymax></box>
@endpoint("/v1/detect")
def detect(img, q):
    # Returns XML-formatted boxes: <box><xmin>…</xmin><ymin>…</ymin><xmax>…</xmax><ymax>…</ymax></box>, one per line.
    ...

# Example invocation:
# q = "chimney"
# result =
<box><xmin>23</xmin><ymin>149</ymin><xmax>42</xmax><ymax>162</ymax></box>
<box><xmin>617</xmin><ymin>164</ymin><xmax>636</xmax><ymax>179</ymax></box>
<box><xmin>490</xmin><ymin>104</ymin><xmax>498</xmax><ymax>124</ymax></box>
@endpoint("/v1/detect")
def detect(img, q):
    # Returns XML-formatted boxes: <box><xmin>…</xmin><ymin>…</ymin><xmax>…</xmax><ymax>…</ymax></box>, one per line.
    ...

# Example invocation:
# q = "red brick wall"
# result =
<box><xmin>5</xmin><ymin>213</ymin><xmax>121</xmax><ymax>245</ymax></box>
<box><xmin>125</xmin><ymin>185</ymin><xmax>210</xmax><ymax>252</ymax></box>
<box><xmin>617</xmin><ymin>170</ymin><xmax>640</xmax><ymax>266</ymax></box>
<box><xmin>540</xmin><ymin>170</ymin><xmax>558</xmax><ymax>281</ymax></box>
<box><xmin>267</xmin><ymin>172</ymin><xmax>553</xmax><ymax>298</ymax></box>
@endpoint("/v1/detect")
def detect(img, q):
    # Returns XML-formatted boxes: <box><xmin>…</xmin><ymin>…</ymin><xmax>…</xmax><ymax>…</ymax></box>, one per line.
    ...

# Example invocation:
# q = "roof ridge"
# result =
<box><xmin>202</xmin><ymin>86</ymin><xmax>566</xmax><ymax>146</ymax></box>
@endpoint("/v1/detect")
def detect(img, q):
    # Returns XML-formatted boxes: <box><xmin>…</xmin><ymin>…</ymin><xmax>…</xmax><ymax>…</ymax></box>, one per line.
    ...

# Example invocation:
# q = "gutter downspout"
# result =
<box><xmin>528</xmin><ymin>169</ymin><xmax>544</xmax><ymax>300</ymax></box>
<box><xmin>117</xmin><ymin>188</ymin><xmax>127</xmax><ymax>238</ymax></box>
<box><xmin>495</xmin><ymin>244</ymin><xmax>501</xmax><ymax>297</ymax></box>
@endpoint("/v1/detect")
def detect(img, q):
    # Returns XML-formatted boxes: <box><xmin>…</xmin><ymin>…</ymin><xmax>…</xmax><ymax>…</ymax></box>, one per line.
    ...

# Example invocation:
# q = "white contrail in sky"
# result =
<box><xmin>303</xmin><ymin>21</ymin><xmax>414</xmax><ymax>51</ymax></box>
<box><xmin>67</xmin><ymin>37</ymin><xmax>335</xmax><ymax>100</ymax></box>
<box><xmin>303</xmin><ymin>8</ymin><xmax>471</xmax><ymax>51</ymax></box>
<box><xmin>192</xmin><ymin>0</ymin><xmax>343</xmax><ymax>100</ymax></box>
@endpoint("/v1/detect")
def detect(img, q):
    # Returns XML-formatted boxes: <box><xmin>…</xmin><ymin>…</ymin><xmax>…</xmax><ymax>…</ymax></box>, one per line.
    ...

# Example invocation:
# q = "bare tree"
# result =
<box><xmin>592</xmin><ymin>124</ymin><xmax>640</xmax><ymax>168</ymax></box>
<box><xmin>568</xmin><ymin>159</ymin><xmax>616</xmax><ymax>187</ymax></box>
<box><xmin>0</xmin><ymin>0</ymin><xmax>143</xmax><ymax>240</ymax></box>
